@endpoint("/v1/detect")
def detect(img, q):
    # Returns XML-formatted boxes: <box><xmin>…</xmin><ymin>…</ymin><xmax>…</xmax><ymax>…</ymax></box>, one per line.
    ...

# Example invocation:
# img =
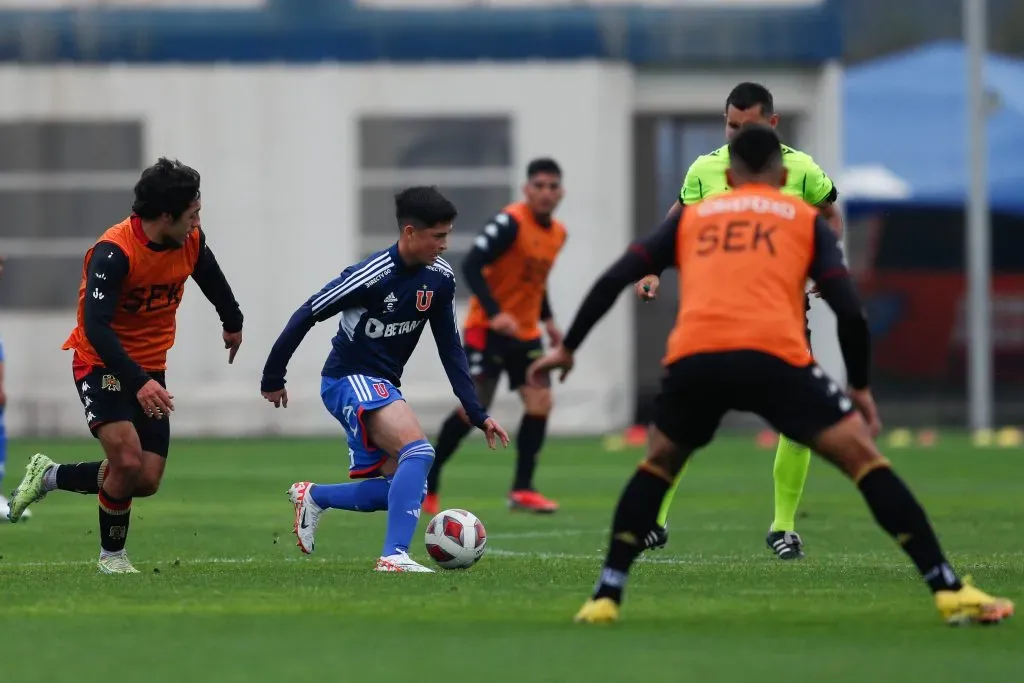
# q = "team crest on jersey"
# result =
<box><xmin>101</xmin><ymin>374</ymin><xmax>121</xmax><ymax>392</ymax></box>
<box><xmin>372</xmin><ymin>382</ymin><xmax>390</xmax><ymax>399</ymax></box>
<box><xmin>415</xmin><ymin>289</ymin><xmax>434</xmax><ymax>312</ymax></box>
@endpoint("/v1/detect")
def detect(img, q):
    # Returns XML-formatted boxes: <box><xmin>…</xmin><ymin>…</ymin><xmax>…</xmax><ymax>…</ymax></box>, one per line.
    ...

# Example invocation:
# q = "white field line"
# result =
<box><xmin>0</xmin><ymin>549</ymin><xmax>715</xmax><ymax>569</ymax></box>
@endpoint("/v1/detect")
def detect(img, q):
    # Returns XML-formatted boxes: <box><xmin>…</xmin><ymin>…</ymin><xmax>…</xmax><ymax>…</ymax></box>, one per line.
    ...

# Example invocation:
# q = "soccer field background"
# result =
<box><xmin>1</xmin><ymin>435</ymin><xmax>1020</xmax><ymax>682</ymax></box>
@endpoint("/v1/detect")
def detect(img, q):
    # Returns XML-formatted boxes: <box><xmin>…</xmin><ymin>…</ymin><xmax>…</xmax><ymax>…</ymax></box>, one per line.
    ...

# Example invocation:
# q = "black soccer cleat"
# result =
<box><xmin>766</xmin><ymin>530</ymin><xmax>805</xmax><ymax>560</ymax></box>
<box><xmin>644</xmin><ymin>525</ymin><xmax>669</xmax><ymax>550</ymax></box>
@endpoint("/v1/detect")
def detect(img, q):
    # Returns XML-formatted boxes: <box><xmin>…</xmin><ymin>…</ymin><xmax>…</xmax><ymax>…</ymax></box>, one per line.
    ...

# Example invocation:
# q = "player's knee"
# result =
<box><xmin>107</xmin><ymin>451</ymin><xmax>143</xmax><ymax>490</ymax></box>
<box><xmin>812</xmin><ymin>414</ymin><xmax>887</xmax><ymax>480</ymax></box>
<box><xmin>523</xmin><ymin>388</ymin><xmax>553</xmax><ymax>416</ymax></box>
<box><xmin>643</xmin><ymin>428</ymin><xmax>686</xmax><ymax>480</ymax></box>
<box><xmin>133</xmin><ymin>475</ymin><xmax>161</xmax><ymax>497</ymax></box>
<box><xmin>100</xmin><ymin>431</ymin><xmax>143</xmax><ymax>472</ymax></box>
<box><xmin>453</xmin><ymin>406</ymin><xmax>471</xmax><ymax>426</ymax></box>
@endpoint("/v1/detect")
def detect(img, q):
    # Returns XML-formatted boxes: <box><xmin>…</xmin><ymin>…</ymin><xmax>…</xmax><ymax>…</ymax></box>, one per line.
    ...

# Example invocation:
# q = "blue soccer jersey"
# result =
<box><xmin>262</xmin><ymin>244</ymin><xmax>489</xmax><ymax>430</ymax></box>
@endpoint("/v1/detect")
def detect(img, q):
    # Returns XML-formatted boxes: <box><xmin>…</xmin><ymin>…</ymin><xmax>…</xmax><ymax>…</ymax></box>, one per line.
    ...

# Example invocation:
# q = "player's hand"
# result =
<box><xmin>0</xmin><ymin>253</ymin><xmax>5</xmax><ymax>279</ymax></box>
<box><xmin>262</xmin><ymin>389</ymin><xmax>288</xmax><ymax>408</ymax></box>
<box><xmin>0</xmin><ymin>386</ymin><xmax>6</xmax><ymax>409</ymax></box>
<box><xmin>138</xmin><ymin>379</ymin><xmax>174</xmax><ymax>419</ymax></box>
<box><xmin>480</xmin><ymin>417</ymin><xmax>510</xmax><ymax>450</ymax></box>
<box><xmin>848</xmin><ymin>387</ymin><xmax>882</xmax><ymax>437</ymax></box>
<box><xmin>544</xmin><ymin>320</ymin><xmax>564</xmax><ymax>348</ymax></box>
<box><xmin>489</xmin><ymin>312</ymin><xmax>519</xmax><ymax>337</ymax></box>
<box><xmin>527</xmin><ymin>345</ymin><xmax>575</xmax><ymax>385</ymax></box>
<box><xmin>636</xmin><ymin>275</ymin><xmax>660</xmax><ymax>302</ymax></box>
<box><xmin>223</xmin><ymin>329</ymin><xmax>243</xmax><ymax>364</ymax></box>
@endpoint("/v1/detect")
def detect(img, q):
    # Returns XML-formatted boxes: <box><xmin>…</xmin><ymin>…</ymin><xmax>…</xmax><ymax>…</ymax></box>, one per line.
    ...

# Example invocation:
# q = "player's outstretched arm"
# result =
<box><xmin>82</xmin><ymin>243</ymin><xmax>152</xmax><ymax>394</ymax></box>
<box><xmin>191</xmin><ymin>230</ymin><xmax>244</xmax><ymax>363</ymax></box>
<box><xmin>637</xmin><ymin>205</ymin><xmax>687</xmax><ymax>302</ymax></box>
<box><xmin>528</xmin><ymin>217</ymin><xmax>678</xmax><ymax>385</ymax></box>
<box><xmin>462</xmin><ymin>213</ymin><xmax>520</xmax><ymax>336</ymax></box>
<box><xmin>428</xmin><ymin>288</ymin><xmax>509</xmax><ymax>448</ymax></box>
<box><xmin>260</xmin><ymin>269</ymin><xmax>365</xmax><ymax>407</ymax></box>
<box><xmin>807</xmin><ymin>215</ymin><xmax>879</xmax><ymax>434</ymax></box>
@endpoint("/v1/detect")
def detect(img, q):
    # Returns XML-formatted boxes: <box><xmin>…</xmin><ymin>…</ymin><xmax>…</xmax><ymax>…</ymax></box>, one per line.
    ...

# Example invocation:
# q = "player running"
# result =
<box><xmin>530</xmin><ymin>125</ymin><xmax>1013</xmax><ymax>626</ymax></box>
<box><xmin>261</xmin><ymin>186</ymin><xmax>509</xmax><ymax>573</ymax></box>
<box><xmin>7</xmin><ymin>159</ymin><xmax>244</xmax><ymax>575</ymax></box>
<box><xmin>424</xmin><ymin>158</ymin><xmax>567</xmax><ymax>515</ymax></box>
<box><xmin>637</xmin><ymin>82</ymin><xmax>843</xmax><ymax>559</ymax></box>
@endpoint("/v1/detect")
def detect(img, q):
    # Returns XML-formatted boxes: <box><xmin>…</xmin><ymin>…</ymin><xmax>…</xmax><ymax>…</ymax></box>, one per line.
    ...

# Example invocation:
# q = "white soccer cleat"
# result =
<box><xmin>97</xmin><ymin>551</ymin><xmax>140</xmax><ymax>574</ymax></box>
<box><xmin>375</xmin><ymin>552</ymin><xmax>434</xmax><ymax>573</ymax></box>
<box><xmin>288</xmin><ymin>481</ymin><xmax>323</xmax><ymax>554</ymax></box>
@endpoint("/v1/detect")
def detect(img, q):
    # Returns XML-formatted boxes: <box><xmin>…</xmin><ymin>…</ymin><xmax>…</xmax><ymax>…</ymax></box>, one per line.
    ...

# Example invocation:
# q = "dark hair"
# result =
<box><xmin>132</xmin><ymin>158</ymin><xmax>201</xmax><ymax>221</ymax></box>
<box><xmin>527</xmin><ymin>157</ymin><xmax>562</xmax><ymax>179</ymax></box>
<box><xmin>725</xmin><ymin>82</ymin><xmax>774</xmax><ymax>116</ymax></box>
<box><xmin>728</xmin><ymin>124</ymin><xmax>783</xmax><ymax>175</ymax></box>
<box><xmin>394</xmin><ymin>186</ymin><xmax>458</xmax><ymax>230</ymax></box>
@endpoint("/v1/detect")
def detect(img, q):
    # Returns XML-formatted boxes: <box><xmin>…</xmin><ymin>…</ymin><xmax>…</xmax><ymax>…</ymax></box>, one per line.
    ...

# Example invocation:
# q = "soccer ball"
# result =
<box><xmin>424</xmin><ymin>508</ymin><xmax>487</xmax><ymax>569</ymax></box>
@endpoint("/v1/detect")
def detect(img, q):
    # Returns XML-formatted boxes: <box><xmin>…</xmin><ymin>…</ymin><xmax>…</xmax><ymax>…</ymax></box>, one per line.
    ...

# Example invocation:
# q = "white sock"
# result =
<box><xmin>43</xmin><ymin>465</ymin><xmax>59</xmax><ymax>492</ymax></box>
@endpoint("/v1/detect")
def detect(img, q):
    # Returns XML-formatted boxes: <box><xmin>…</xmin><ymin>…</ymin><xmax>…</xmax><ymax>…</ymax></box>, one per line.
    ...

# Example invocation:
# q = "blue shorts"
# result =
<box><xmin>320</xmin><ymin>374</ymin><xmax>405</xmax><ymax>479</ymax></box>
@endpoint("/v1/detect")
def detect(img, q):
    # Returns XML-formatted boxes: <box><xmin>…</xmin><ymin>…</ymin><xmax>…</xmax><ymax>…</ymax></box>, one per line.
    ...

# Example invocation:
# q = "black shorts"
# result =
<box><xmin>653</xmin><ymin>350</ymin><xmax>854</xmax><ymax>450</ymax></box>
<box><xmin>463</xmin><ymin>328</ymin><xmax>545</xmax><ymax>390</ymax></box>
<box><xmin>74</xmin><ymin>366</ymin><xmax>170</xmax><ymax>457</ymax></box>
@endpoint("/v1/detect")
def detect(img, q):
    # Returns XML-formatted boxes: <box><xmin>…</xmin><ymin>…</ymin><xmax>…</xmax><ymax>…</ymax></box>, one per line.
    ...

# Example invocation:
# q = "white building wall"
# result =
<box><xmin>0</xmin><ymin>60</ymin><xmax>839</xmax><ymax>438</ymax></box>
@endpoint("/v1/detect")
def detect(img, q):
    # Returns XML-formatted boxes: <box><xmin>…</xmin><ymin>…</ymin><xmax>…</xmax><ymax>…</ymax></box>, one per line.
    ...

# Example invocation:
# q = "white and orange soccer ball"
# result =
<box><xmin>424</xmin><ymin>508</ymin><xmax>487</xmax><ymax>569</ymax></box>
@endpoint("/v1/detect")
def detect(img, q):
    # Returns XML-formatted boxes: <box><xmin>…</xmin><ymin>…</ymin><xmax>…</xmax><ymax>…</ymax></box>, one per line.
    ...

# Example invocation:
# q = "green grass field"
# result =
<box><xmin>1</xmin><ymin>435</ymin><xmax>1021</xmax><ymax>682</ymax></box>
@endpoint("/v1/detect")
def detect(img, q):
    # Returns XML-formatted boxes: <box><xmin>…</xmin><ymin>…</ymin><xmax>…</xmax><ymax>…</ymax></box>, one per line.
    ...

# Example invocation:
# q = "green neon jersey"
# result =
<box><xmin>680</xmin><ymin>143</ymin><xmax>837</xmax><ymax>206</ymax></box>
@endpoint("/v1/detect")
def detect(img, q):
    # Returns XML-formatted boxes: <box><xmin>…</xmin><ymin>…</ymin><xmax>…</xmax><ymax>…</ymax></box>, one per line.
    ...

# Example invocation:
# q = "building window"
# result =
<box><xmin>0</xmin><ymin>121</ymin><xmax>143</xmax><ymax>311</ymax></box>
<box><xmin>358</xmin><ymin>116</ymin><xmax>514</xmax><ymax>300</ymax></box>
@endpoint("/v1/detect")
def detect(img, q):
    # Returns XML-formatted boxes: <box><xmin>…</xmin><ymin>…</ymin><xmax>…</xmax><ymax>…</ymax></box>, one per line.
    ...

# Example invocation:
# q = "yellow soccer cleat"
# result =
<box><xmin>935</xmin><ymin>580</ymin><xmax>1014</xmax><ymax>626</ymax></box>
<box><xmin>574</xmin><ymin>598</ymin><xmax>620</xmax><ymax>624</ymax></box>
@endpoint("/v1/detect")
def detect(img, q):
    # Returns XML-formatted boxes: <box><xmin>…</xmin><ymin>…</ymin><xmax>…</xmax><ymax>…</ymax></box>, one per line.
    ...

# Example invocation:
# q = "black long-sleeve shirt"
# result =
<box><xmin>461</xmin><ymin>211</ymin><xmax>555</xmax><ymax>322</ymax></box>
<box><xmin>83</xmin><ymin>229</ymin><xmax>242</xmax><ymax>393</ymax></box>
<box><xmin>562</xmin><ymin>211</ymin><xmax>871</xmax><ymax>389</ymax></box>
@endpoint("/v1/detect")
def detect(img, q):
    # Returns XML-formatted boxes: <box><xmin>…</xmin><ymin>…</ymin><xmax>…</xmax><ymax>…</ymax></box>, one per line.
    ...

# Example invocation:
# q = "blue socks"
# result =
<box><xmin>310</xmin><ymin>477</ymin><xmax>390</xmax><ymax>512</ymax></box>
<box><xmin>382</xmin><ymin>439</ymin><xmax>434</xmax><ymax>557</ymax></box>
<box><xmin>304</xmin><ymin>439</ymin><xmax>434</xmax><ymax>558</ymax></box>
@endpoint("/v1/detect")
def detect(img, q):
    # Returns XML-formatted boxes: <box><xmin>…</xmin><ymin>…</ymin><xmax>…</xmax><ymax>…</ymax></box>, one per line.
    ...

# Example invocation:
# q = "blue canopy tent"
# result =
<box><xmin>843</xmin><ymin>41</ymin><xmax>1024</xmax><ymax>216</ymax></box>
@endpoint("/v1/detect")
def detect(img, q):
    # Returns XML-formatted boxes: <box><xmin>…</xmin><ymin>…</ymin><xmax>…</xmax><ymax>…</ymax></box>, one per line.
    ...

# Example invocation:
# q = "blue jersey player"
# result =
<box><xmin>260</xmin><ymin>186</ymin><xmax>509</xmax><ymax>572</ymax></box>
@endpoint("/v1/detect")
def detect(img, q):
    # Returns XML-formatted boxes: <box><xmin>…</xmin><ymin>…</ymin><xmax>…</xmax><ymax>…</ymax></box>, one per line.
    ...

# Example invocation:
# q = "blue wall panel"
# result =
<box><xmin>0</xmin><ymin>2</ymin><xmax>841</xmax><ymax>65</ymax></box>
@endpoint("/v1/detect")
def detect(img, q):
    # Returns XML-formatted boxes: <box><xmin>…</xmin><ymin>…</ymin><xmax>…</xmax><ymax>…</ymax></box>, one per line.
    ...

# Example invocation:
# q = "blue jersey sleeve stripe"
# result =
<box><xmin>433</xmin><ymin>258</ymin><xmax>455</xmax><ymax>277</ymax></box>
<box><xmin>311</xmin><ymin>254</ymin><xmax>393</xmax><ymax>316</ymax></box>
<box><xmin>310</xmin><ymin>252</ymin><xmax>391</xmax><ymax>312</ymax></box>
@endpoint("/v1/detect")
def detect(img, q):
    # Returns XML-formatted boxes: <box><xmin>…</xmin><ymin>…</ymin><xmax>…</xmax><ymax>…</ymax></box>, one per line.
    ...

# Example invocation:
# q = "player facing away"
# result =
<box><xmin>260</xmin><ymin>186</ymin><xmax>509</xmax><ymax>573</ymax></box>
<box><xmin>6</xmin><ymin>159</ymin><xmax>245</xmax><ymax>575</ymax></box>
<box><xmin>637</xmin><ymin>82</ymin><xmax>845</xmax><ymax>559</ymax></box>
<box><xmin>530</xmin><ymin>126</ymin><xmax>1013</xmax><ymax>626</ymax></box>
<box><xmin>424</xmin><ymin>158</ymin><xmax>567</xmax><ymax>515</ymax></box>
